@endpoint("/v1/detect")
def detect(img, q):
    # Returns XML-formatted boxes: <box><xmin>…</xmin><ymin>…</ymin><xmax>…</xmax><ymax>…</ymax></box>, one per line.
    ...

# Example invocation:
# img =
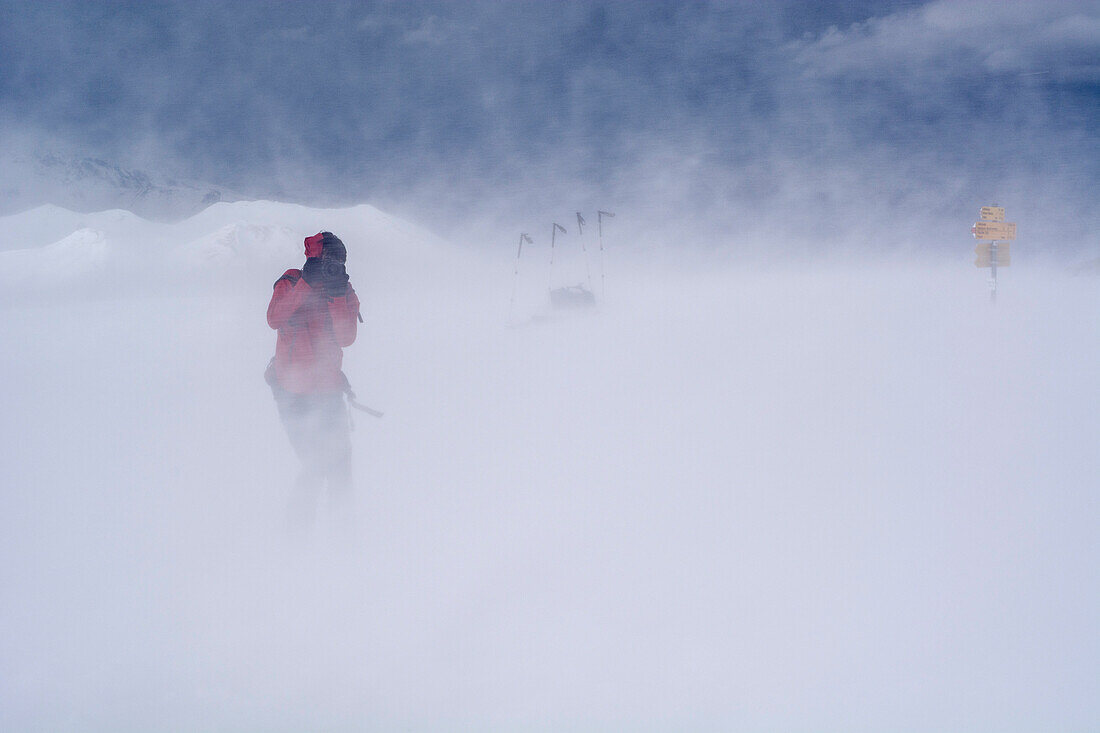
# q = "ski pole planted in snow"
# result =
<box><xmin>597</xmin><ymin>210</ymin><xmax>614</xmax><ymax>297</ymax></box>
<box><xmin>549</xmin><ymin>222</ymin><xmax>567</xmax><ymax>289</ymax></box>
<box><xmin>597</xmin><ymin>210</ymin><xmax>614</xmax><ymax>240</ymax></box>
<box><xmin>577</xmin><ymin>212</ymin><xmax>593</xmax><ymax>291</ymax></box>
<box><xmin>509</xmin><ymin>232</ymin><xmax>533</xmax><ymax>320</ymax></box>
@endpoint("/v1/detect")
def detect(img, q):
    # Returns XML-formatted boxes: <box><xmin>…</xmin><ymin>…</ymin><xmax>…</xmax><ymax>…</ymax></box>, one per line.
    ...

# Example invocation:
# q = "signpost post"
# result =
<box><xmin>972</xmin><ymin>205</ymin><xmax>1015</xmax><ymax>302</ymax></box>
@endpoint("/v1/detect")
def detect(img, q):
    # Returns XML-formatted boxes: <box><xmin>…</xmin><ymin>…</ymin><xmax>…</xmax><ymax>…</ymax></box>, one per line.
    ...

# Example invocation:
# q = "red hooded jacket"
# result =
<box><xmin>267</xmin><ymin>269</ymin><xmax>361</xmax><ymax>394</ymax></box>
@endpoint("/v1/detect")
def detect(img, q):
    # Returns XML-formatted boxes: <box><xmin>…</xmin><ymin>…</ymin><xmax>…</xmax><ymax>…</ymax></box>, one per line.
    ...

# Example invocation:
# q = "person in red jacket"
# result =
<box><xmin>266</xmin><ymin>231</ymin><xmax>361</xmax><ymax>530</ymax></box>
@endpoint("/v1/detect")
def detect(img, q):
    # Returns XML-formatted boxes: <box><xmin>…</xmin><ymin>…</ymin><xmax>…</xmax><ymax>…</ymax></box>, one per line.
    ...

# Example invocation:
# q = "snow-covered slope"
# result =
<box><xmin>1</xmin><ymin>228</ymin><xmax>113</xmax><ymax>281</ymax></box>
<box><xmin>0</xmin><ymin>204</ymin><xmax>155</xmax><ymax>253</ymax></box>
<box><xmin>0</xmin><ymin>200</ymin><xmax>451</xmax><ymax>296</ymax></box>
<box><xmin>0</xmin><ymin>199</ymin><xmax>1097</xmax><ymax>731</ymax></box>
<box><xmin>0</xmin><ymin>152</ymin><xmax>242</xmax><ymax>221</ymax></box>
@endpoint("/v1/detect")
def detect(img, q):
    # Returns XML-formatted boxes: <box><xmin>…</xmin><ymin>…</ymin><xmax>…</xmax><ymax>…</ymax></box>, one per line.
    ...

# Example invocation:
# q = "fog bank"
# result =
<box><xmin>1</xmin><ymin>224</ymin><xmax>1097</xmax><ymax>730</ymax></box>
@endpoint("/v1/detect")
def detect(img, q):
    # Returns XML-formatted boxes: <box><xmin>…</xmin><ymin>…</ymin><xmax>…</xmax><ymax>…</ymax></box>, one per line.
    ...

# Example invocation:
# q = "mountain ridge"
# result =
<box><xmin>0</xmin><ymin>151</ymin><xmax>247</xmax><ymax>222</ymax></box>
<box><xmin>0</xmin><ymin>197</ymin><xmax>460</xmax><ymax>298</ymax></box>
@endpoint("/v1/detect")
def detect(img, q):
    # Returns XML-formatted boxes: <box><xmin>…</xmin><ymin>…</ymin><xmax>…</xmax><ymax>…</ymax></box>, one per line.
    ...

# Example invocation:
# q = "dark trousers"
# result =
<box><xmin>272</xmin><ymin>387</ymin><xmax>353</xmax><ymax>530</ymax></box>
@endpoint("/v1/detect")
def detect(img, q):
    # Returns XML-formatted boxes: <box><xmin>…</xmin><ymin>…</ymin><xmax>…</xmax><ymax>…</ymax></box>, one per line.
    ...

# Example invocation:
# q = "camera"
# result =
<box><xmin>321</xmin><ymin>256</ymin><xmax>346</xmax><ymax>281</ymax></box>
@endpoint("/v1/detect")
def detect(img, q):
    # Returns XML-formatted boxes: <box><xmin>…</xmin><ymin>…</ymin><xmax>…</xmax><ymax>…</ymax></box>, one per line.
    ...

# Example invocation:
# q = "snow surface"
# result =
<box><xmin>0</xmin><ymin>202</ymin><xmax>1097</xmax><ymax>731</ymax></box>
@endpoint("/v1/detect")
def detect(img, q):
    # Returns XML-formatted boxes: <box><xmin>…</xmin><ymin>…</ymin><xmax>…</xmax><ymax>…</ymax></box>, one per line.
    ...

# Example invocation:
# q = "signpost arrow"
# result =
<box><xmin>980</xmin><ymin>206</ymin><xmax>1005</xmax><ymax>222</ymax></box>
<box><xmin>972</xmin><ymin>221</ymin><xmax>1017</xmax><ymax>240</ymax></box>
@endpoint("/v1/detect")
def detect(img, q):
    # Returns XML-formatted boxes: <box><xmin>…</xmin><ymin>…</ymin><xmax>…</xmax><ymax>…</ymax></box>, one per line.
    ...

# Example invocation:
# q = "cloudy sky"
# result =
<box><xmin>1</xmin><ymin>0</ymin><xmax>1098</xmax><ymax>249</ymax></box>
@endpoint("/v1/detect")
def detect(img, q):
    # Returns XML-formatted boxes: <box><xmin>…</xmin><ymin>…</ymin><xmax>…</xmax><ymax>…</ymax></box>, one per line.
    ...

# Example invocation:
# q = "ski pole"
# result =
<box><xmin>348</xmin><ymin>398</ymin><xmax>384</xmax><ymax>418</ymax></box>
<box><xmin>577</xmin><ymin>212</ymin><xmax>592</xmax><ymax>291</ymax></box>
<box><xmin>550</xmin><ymin>223</ymin><xmax>567</xmax><ymax>290</ymax></box>
<box><xmin>597</xmin><ymin>210</ymin><xmax>614</xmax><ymax>297</ymax></box>
<box><xmin>509</xmin><ymin>233</ymin><xmax>532</xmax><ymax>320</ymax></box>
<box><xmin>342</xmin><ymin>375</ymin><xmax>385</xmax><ymax>418</ymax></box>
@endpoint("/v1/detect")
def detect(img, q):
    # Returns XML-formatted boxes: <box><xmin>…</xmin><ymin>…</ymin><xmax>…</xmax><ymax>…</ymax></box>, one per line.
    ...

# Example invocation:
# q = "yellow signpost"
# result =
<box><xmin>971</xmin><ymin>221</ymin><xmax>1016</xmax><ymax>240</ymax></box>
<box><xmin>972</xmin><ymin>206</ymin><xmax>1016</xmax><ymax>302</ymax></box>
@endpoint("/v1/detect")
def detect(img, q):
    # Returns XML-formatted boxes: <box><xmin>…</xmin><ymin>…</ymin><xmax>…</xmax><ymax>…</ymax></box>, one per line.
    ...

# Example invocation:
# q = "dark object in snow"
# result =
<box><xmin>550</xmin><ymin>284</ymin><xmax>596</xmax><ymax>309</ymax></box>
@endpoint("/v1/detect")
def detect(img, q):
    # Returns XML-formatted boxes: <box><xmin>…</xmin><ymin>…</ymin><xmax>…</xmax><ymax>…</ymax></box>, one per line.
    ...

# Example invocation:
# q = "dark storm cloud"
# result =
<box><xmin>0</xmin><ymin>0</ymin><xmax>1097</xmax><ymax>249</ymax></box>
